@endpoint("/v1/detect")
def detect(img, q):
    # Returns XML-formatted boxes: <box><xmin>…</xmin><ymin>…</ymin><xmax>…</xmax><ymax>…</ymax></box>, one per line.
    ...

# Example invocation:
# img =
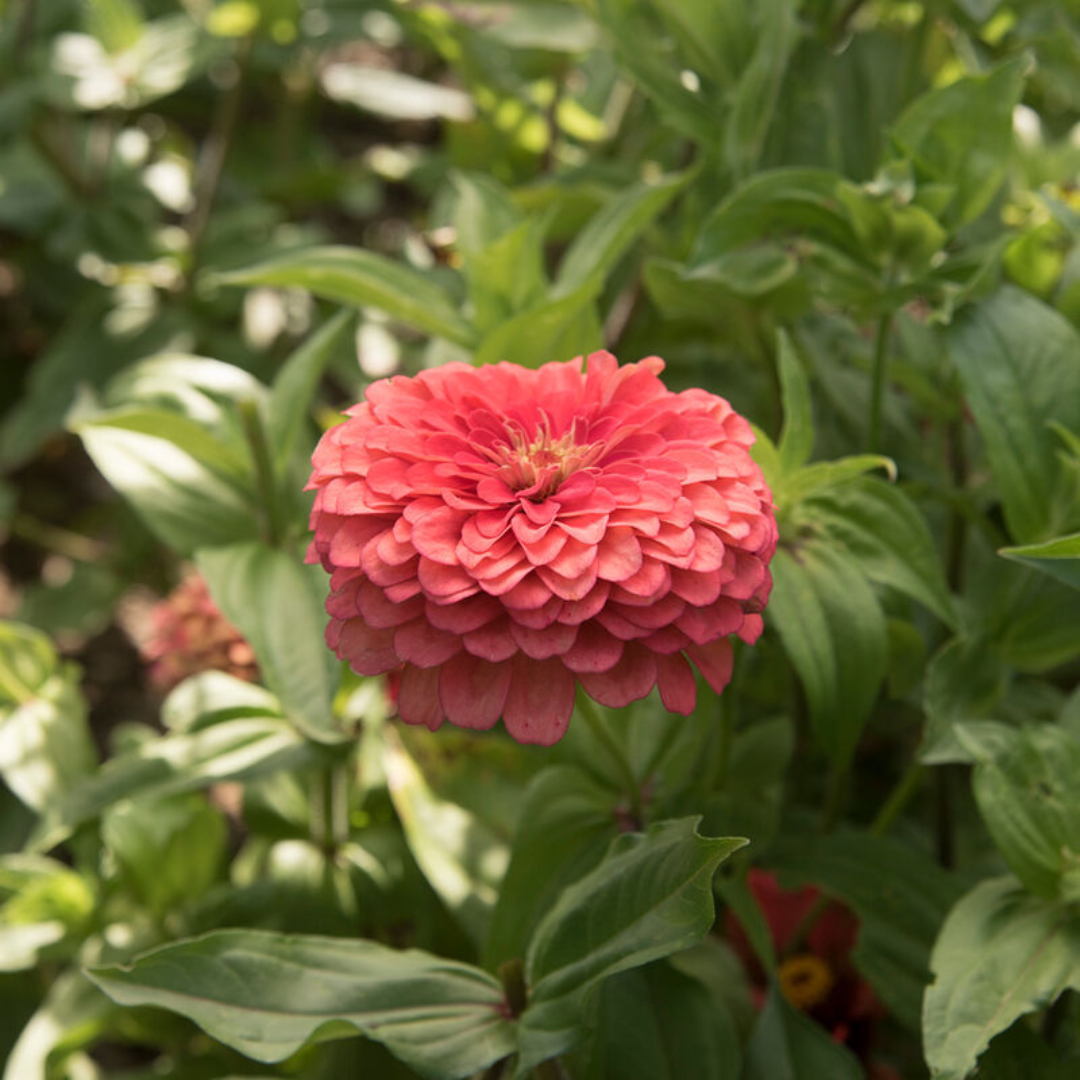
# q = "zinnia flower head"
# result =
<box><xmin>307</xmin><ymin>352</ymin><xmax>777</xmax><ymax>745</ymax></box>
<box><xmin>140</xmin><ymin>574</ymin><xmax>258</xmax><ymax>693</ymax></box>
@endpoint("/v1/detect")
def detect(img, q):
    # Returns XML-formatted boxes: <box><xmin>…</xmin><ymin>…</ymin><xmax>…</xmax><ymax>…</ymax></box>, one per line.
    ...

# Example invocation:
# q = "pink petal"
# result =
<box><xmin>676</xmin><ymin>598</ymin><xmax>744</xmax><ymax>645</ymax></box>
<box><xmin>418</xmin><ymin>557</ymin><xmax>476</xmax><ymax>599</ymax></box>
<box><xmin>464</xmin><ymin>618</ymin><xmax>520</xmax><ymax>662</ymax></box>
<box><xmin>596</xmin><ymin>526</ymin><xmax>643</xmax><ymax>582</ymax></box>
<box><xmin>738</xmin><ymin>613</ymin><xmax>764</xmax><ymax>645</ymax></box>
<box><xmin>393</xmin><ymin>619</ymin><xmax>462</xmax><ymax>667</ymax></box>
<box><xmin>439</xmin><ymin>653</ymin><xmax>511</xmax><ymax>730</ymax></box>
<box><xmin>557</xmin><ymin>582</ymin><xmax>611</xmax><ymax>625</ymax></box>
<box><xmin>578</xmin><ymin>644</ymin><xmax>657</xmax><ymax>708</ymax></box>
<box><xmin>335</xmin><ymin>619</ymin><xmax>399</xmax><ymax>675</ymax></box>
<box><xmin>502</xmin><ymin>657</ymin><xmax>576</xmax><ymax>745</ymax></box>
<box><xmin>686</xmin><ymin>639</ymin><xmax>734</xmax><ymax>694</ymax></box>
<box><xmin>424</xmin><ymin>593</ymin><xmax>501</xmax><ymax>634</ymax></box>
<box><xmin>356</xmin><ymin>579</ymin><xmax>424</xmax><ymax>628</ymax></box>
<box><xmin>397</xmin><ymin>664</ymin><xmax>444</xmax><ymax>731</ymax></box>
<box><xmin>656</xmin><ymin>652</ymin><xmax>696</xmax><ymax>714</ymax></box>
<box><xmin>501</xmin><ymin>575</ymin><xmax>556</xmax><ymax>611</ymax></box>
<box><xmin>561</xmin><ymin>622</ymin><xmax>624</xmax><ymax>673</ymax></box>
<box><xmin>509</xmin><ymin>620</ymin><xmax>578</xmax><ymax>660</ymax></box>
<box><xmin>410</xmin><ymin>506</ymin><xmax>468</xmax><ymax>565</ymax></box>
<box><xmin>670</xmin><ymin>567</ymin><xmax>721</xmax><ymax>606</ymax></box>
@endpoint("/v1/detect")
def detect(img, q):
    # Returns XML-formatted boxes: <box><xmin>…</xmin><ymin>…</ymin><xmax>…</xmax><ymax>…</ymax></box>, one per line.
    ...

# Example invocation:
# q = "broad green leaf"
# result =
<box><xmin>484</xmin><ymin>765</ymin><xmax>620</xmax><ymax>971</ymax></box>
<box><xmin>76</xmin><ymin>415</ymin><xmax>260</xmax><ymax>555</ymax></box>
<box><xmin>802</xmin><ymin>477</ymin><xmax>956</xmax><ymax>626</ymax></box>
<box><xmin>268</xmin><ymin>310</ymin><xmax>356</xmax><ymax>475</ymax></box>
<box><xmin>949</xmin><ymin>288</ymin><xmax>1080</xmax><ymax>543</ymax></box>
<box><xmin>771</xmin><ymin>828</ymin><xmax>962</xmax><ymax>1032</ymax></box>
<box><xmin>976</xmin><ymin>1022</ymin><xmax>1075</xmax><ymax>1080</ymax></box>
<box><xmin>382</xmin><ymin>732</ymin><xmax>508</xmax><ymax>946</ymax></box>
<box><xmin>579</xmin><ymin>960</ymin><xmax>741</xmax><ymax>1080</ymax></box>
<box><xmin>693</xmin><ymin>168</ymin><xmax>866</xmax><ymax>269</ymax></box>
<box><xmin>517</xmin><ymin>818</ymin><xmax>745</xmax><ymax>1073</ymax></box>
<box><xmin>889</xmin><ymin>58</ymin><xmax>1026</xmax><ymax>228</ymax></box>
<box><xmin>741</xmin><ymin>984</ymin><xmax>864</xmax><ymax>1080</ymax></box>
<box><xmin>218</xmin><ymin>247</ymin><xmax>475</xmax><ymax>347</ymax></box>
<box><xmin>554</xmin><ymin>171</ymin><xmax>687</xmax><ymax>297</ymax></box>
<box><xmin>957</xmin><ymin>723</ymin><xmax>1080</xmax><ymax>902</ymax></box>
<box><xmin>86</xmin><ymin>0</ymin><xmax>145</xmax><ymax>53</ymax></box>
<box><xmin>478</xmin><ymin>3</ymin><xmax>601</xmax><ymax>51</ymax></box>
<box><xmin>103</xmin><ymin>794</ymin><xmax>225</xmax><ymax>918</ymax></box>
<box><xmin>33</xmin><ymin>716</ymin><xmax>318</xmax><ymax>851</ymax></box>
<box><xmin>767</xmin><ymin>544</ymin><xmax>888</xmax><ymax>766</ymax></box>
<box><xmin>1000</xmin><ymin>532</ymin><xmax>1080</xmax><ymax>591</ymax></box>
<box><xmin>196</xmin><ymin>542</ymin><xmax>342</xmax><ymax>743</ymax></box>
<box><xmin>775</xmin><ymin>329</ymin><xmax>813</xmax><ymax>473</ymax></box>
<box><xmin>922</xmin><ymin>876</ymin><xmax>1080</xmax><ymax>1080</ymax></box>
<box><xmin>474</xmin><ymin>282</ymin><xmax>603</xmax><ymax>367</ymax></box>
<box><xmin>161</xmin><ymin>670</ymin><xmax>282</xmax><ymax>732</ymax></box>
<box><xmin>724</xmin><ymin>0</ymin><xmax>799</xmax><ymax>180</ymax></box>
<box><xmin>88</xmin><ymin>929</ymin><xmax>516</xmax><ymax>1077</ymax></box>
<box><xmin>0</xmin><ymin>623</ymin><xmax>96</xmax><ymax>814</ymax></box>
<box><xmin>468</xmin><ymin>216</ymin><xmax>551</xmax><ymax>335</ymax></box>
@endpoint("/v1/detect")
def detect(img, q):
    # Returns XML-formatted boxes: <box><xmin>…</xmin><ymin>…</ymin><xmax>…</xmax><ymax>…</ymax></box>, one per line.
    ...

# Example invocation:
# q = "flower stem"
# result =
<box><xmin>820</xmin><ymin>763</ymin><xmax>848</xmax><ymax>832</ymax></box>
<box><xmin>869</xmin><ymin>761</ymin><xmax>925</xmax><ymax>836</ymax></box>
<box><xmin>867</xmin><ymin>312</ymin><xmax>893</xmax><ymax>452</ymax></box>
<box><xmin>576</xmin><ymin>695</ymin><xmax>644</xmax><ymax>828</ymax></box>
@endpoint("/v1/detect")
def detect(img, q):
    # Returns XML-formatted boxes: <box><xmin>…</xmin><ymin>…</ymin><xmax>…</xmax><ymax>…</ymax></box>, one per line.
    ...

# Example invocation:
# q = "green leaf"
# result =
<box><xmin>802</xmin><ymin>477</ymin><xmax>956</xmax><ymax>626</ymax></box>
<box><xmin>999</xmin><ymin>532</ymin><xmax>1080</xmax><ymax>591</ymax></box>
<box><xmin>767</xmin><ymin>545</ymin><xmax>888</xmax><ymax>766</ymax></box>
<box><xmin>196</xmin><ymin>542</ymin><xmax>342</xmax><ymax>743</ymax></box>
<box><xmin>474</xmin><ymin>282</ymin><xmax>603</xmax><ymax>367</ymax></box>
<box><xmin>771</xmin><ymin>828</ymin><xmax>962</xmax><ymax>1032</ymax></box>
<box><xmin>554</xmin><ymin>171</ymin><xmax>687</xmax><ymax>297</ymax></box>
<box><xmin>382</xmin><ymin>731</ymin><xmax>508</xmax><ymax>946</ymax></box>
<box><xmin>580</xmin><ymin>960</ymin><xmax>742</xmax><ymax>1080</ymax></box>
<box><xmin>949</xmin><ymin>287</ymin><xmax>1080</xmax><ymax>543</ymax></box>
<box><xmin>267</xmin><ymin>310</ymin><xmax>356</xmax><ymax>476</ymax></box>
<box><xmin>218</xmin><ymin>247</ymin><xmax>475</xmax><ymax>347</ymax></box>
<box><xmin>517</xmin><ymin>818</ymin><xmax>745</xmax><ymax>1073</ymax></box>
<box><xmin>775</xmin><ymin>329</ymin><xmax>813</xmax><ymax>473</ymax></box>
<box><xmin>103</xmin><ymin>794</ymin><xmax>225</xmax><ymax>917</ymax></box>
<box><xmin>467</xmin><ymin>216</ymin><xmax>551</xmax><ymax>336</ymax></box>
<box><xmin>957</xmin><ymin>722</ymin><xmax>1080</xmax><ymax>902</ymax></box>
<box><xmin>921</xmin><ymin>637</ymin><xmax>1006</xmax><ymax>765</ymax></box>
<box><xmin>33</xmin><ymin>716</ymin><xmax>317</xmax><ymax>851</ymax></box>
<box><xmin>89</xmin><ymin>930</ymin><xmax>515</xmax><ymax>1076</ymax></box>
<box><xmin>922</xmin><ymin>876</ymin><xmax>1080</xmax><ymax>1080</ymax></box>
<box><xmin>451</xmin><ymin>171</ymin><xmax>523</xmax><ymax>259</ymax></box>
<box><xmin>0</xmin><ymin>623</ymin><xmax>96</xmax><ymax>814</ymax></box>
<box><xmin>484</xmin><ymin>765</ymin><xmax>620</xmax><ymax>971</ymax></box>
<box><xmin>593</xmin><ymin>0</ymin><xmax>717</xmax><ymax>144</ymax></box>
<box><xmin>889</xmin><ymin>58</ymin><xmax>1026</xmax><ymax>228</ymax></box>
<box><xmin>75</xmin><ymin>410</ymin><xmax>261</xmax><ymax>555</ymax></box>
<box><xmin>723</xmin><ymin>0</ymin><xmax>799</xmax><ymax>180</ymax></box>
<box><xmin>741</xmin><ymin>984</ymin><xmax>864</xmax><ymax>1080</ymax></box>
<box><xmin>778</xmin><ymin>454</ymin><xmax>895</xmax><ymax>506</ymax></box>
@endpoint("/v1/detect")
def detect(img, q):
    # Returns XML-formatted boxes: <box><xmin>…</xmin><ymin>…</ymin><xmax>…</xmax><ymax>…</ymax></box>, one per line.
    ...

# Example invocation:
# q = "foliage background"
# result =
<box><xmin>3</xmin><ymin>0</ymin><xmax>1080</xmax><ymax>1078</ymax></box>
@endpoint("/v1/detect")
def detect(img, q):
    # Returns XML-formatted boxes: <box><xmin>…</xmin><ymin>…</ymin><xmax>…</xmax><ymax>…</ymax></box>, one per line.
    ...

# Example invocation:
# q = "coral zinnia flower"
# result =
<box><xmin>307</xmin><ymin>352</ymin><xmax>776</xmax><ymax>744</ymax></box>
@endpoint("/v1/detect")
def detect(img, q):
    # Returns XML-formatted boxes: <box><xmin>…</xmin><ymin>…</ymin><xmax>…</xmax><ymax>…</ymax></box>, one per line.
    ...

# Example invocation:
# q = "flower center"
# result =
<box><xmin>778</xmin><ymin>954</ymin><xmax>834</xmax><ymax>1011</ymax></box>
<box><xmin>494</xmin><ymin>419</ymin><xmax>600</xmax><ymax>499</ymax></box>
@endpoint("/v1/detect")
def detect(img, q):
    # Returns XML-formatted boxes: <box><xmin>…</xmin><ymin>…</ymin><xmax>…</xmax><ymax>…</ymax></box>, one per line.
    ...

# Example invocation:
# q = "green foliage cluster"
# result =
<box><xmin>3</xmin><ymin>1</ymin><xmax>1080</xmax><ymax>1078</ymax></box>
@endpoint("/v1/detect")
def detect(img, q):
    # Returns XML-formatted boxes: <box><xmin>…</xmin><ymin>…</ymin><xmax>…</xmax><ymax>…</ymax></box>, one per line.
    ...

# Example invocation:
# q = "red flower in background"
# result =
<box><xmin>728</xmin><ymin>870</ymin><xmax>900</xmax><ymax>1080</ymax></box>
<box><xmin>140</xmin><ymin>574</ymin><xmax>258</xmax><ymax>693</ymax></box>
<box><xmin>307</xmin><ymin>352</ymin><xmax>776</xmax><ymax>744</ymax></box>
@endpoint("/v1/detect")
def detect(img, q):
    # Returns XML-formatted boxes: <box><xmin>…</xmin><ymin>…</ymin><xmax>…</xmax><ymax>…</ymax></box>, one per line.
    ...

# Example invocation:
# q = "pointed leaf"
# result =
<box><xmin>196</xmin><ymin>542</ymin><xmax>342</xmax><ymax>743</ymax></box>
<box><xmin>517</xmin><ymin>818</ymin><xmax>744</xmax><ymax>1073</ymax></box>
<box><xmin>999</xmin><ymin>532</ymin><xmax>1080</xmax><ymax>591</ymax></box>
<box><xmin>218</xmin><ymin>247</ymin><xmax>475</xmax><ymax>347</ymax></box>
<box><xmin>923</xmin><ymin>877</ymin><xmax>1080</xmax><ymax>1080</ymax></box>
<box><xmin>776</xmin><ymin>328</ymin><xmax>813</xmax><ymax>473</ymax></box>
<box><xmin>88</xmin><ymin>929</ymin><xmax>516</xmax><ymax>1078</ymax></box>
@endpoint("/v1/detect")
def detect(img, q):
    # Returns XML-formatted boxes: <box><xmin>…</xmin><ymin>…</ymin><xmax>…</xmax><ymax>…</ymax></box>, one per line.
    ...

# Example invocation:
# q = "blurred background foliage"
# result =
<box><xmin>4</xmin><ymin>1</ymin><xmax>1080</xmax><ymax>1078</ymax></box>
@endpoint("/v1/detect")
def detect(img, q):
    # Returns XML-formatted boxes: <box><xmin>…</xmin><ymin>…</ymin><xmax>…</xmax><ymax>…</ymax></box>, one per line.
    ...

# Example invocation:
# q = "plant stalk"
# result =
<box><xmin>576</xmin><ymin>694</ymin><xmax>644</xmax><ymax>828</ymax></box>
<box><xmin>867</xmin><ymin>311</ymin><xmax>892</xmax><ymax>452</ymax></box>
<box><xmin>239</xmin><ymin>398</ymin><xmax>285</xmax><ymax>549</ymax></box>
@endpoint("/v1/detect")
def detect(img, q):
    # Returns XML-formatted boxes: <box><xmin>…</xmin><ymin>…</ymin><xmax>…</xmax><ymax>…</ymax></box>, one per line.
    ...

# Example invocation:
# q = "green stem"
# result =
<box><xmin>309</xmin><ymin>769</ymin><xmax>329</xmax><ymax>850</ymax></box>
<box><xmin>576</xmin><ymin>695</ymin><xmax>644</xmax><ymax>828</ymax></box>
<box><xmin>330</xmin><ymin>761</ymin><xmax>350</xmax><ymax>848</ymax></box>
<box><xmin>869</xmin><ymin>761</ymin><xmax>925</xmax><ymax>836</ymax></box>
<box><xmin>239</xmin><ymin>398</ymin><xmax>284</xmax><ymax>549</ymax></box>
<box><xmin>867</xmin><ymin>311</ymin><xmax>893</xmax><ymax>452</ymax></box>
<box><xmin>820</xmin><ymin>763</ymin><xmax>848</xmax><ymax>832</ymax></box>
